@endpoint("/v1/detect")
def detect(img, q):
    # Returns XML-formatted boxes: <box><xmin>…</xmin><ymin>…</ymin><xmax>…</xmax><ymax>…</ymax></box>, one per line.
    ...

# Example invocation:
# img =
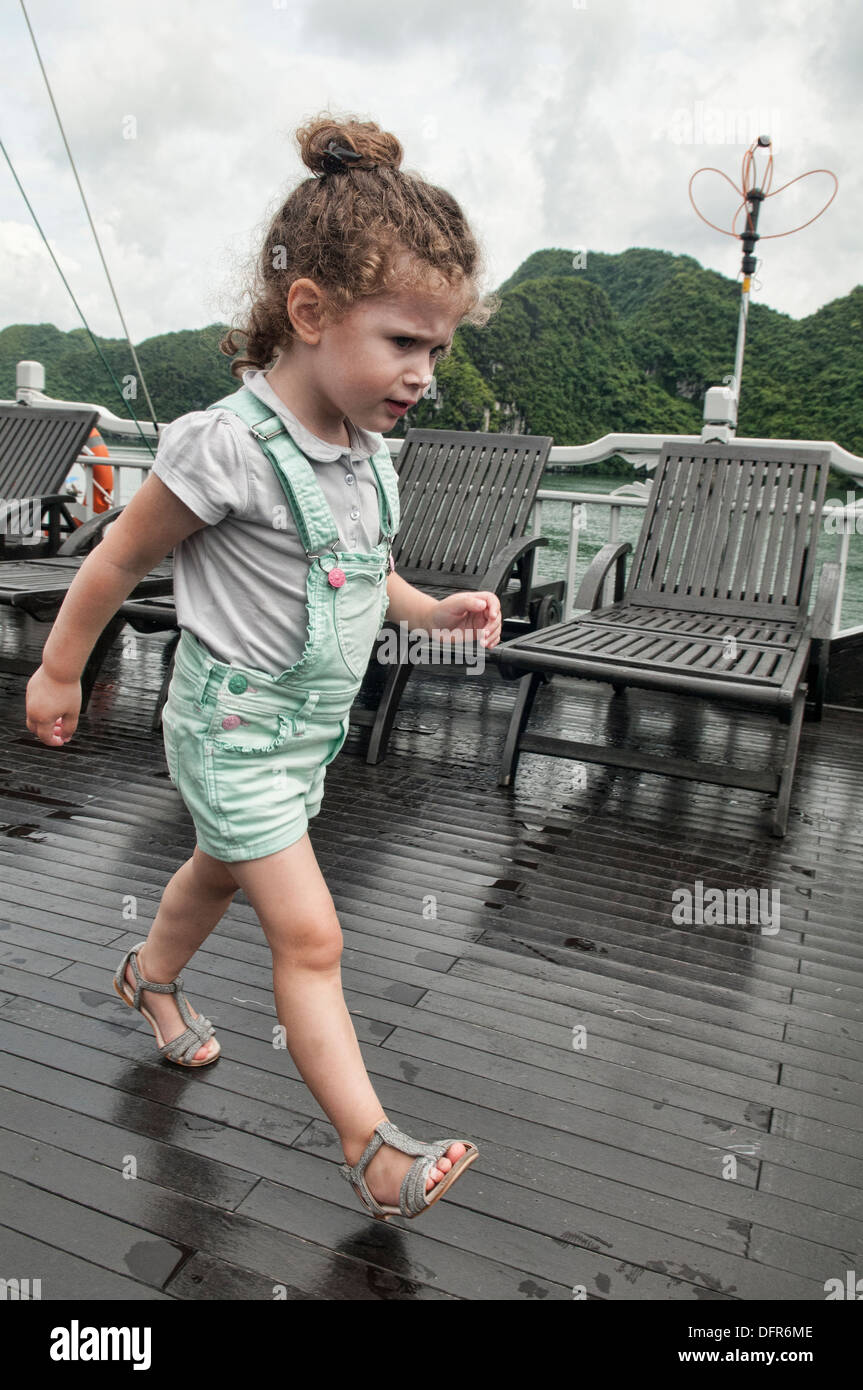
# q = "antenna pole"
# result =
<box><xmin>730</xmin><ymin>136</ymin><xmax>770</xmax><ymax>411</ymax></box>
<box><xmin>690</xmin><ymin>133</ymin><xmax>838</xmax><ymax>439</ymax></box>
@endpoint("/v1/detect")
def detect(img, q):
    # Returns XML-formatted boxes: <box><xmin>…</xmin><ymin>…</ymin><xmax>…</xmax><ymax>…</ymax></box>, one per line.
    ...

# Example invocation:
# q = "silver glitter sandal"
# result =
<box><xmin>339</xmin><ymin>1119</ymin><xmax>479</xmax><ymax>1221</ymax></box>
<box><xmin>113</xmin><ymin>941</ymin><xmax>221</xmax><ymax>1067</ymax></box>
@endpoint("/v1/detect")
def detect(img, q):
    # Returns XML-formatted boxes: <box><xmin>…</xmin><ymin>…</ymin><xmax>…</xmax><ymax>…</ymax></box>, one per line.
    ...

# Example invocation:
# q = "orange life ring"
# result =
<box><xmin>85</xmin><ymin>426</ymin><xmax>114</xmax><ymax>513</ymax></box>
<box><xmin>67</xmin><ymin>426</ymin><xmax>115</xmax><ymax>529</ymax></box>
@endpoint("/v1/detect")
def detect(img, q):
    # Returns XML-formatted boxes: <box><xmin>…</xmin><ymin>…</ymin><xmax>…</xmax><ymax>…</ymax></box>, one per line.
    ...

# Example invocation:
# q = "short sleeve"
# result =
<box><xmin>152</xmin><ymin>410</ymin><xmax>249</xmax><ymax>526</ymax></box>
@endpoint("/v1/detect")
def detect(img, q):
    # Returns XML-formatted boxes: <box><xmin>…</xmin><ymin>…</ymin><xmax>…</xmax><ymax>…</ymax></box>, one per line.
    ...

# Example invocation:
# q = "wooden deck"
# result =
<box><xmin>1</xmin><ymin>605</ymin><xmax>861</xmax><ymax>1303</ymax></box>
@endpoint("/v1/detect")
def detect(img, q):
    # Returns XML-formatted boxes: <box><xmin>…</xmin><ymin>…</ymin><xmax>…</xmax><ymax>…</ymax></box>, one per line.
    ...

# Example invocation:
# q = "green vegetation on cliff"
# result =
<box><xmin>2</xmin><ymin>247</ymin><xmax>860</xmax><ymax>478</ymax></box>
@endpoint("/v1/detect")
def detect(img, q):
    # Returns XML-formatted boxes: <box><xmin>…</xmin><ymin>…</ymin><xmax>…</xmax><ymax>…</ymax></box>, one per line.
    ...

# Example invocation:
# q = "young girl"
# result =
<box><xmin>24</xmin><ymin>114</ymin><xmax>503</xmax><ymax>1223</ymax></box>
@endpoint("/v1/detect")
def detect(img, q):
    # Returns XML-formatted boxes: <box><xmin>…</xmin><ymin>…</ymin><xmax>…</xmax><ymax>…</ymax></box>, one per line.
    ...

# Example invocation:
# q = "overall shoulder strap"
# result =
<box><xmin>207</xmin><ymin>386</ymin><xmax>340</xmax><ymax>558</ymax></box>
<box><xmin>366</xmin><ymin>441</ymin><xmax>401</xmax><ymax>541</ymax></box>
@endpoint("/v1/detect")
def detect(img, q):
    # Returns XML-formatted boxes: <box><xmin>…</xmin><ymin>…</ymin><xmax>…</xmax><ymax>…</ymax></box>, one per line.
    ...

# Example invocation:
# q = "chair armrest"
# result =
<box><xmin>56</xmin><ymin>505</ymin><xmax>125</xmax><ymax>556</ymax></box>
<box><xmin>810</xmin><ymin>561</ymin><xmax>841</xmax><ymax>640</ymax></box>
<box><xmin>483</xmin><ymin>535</ymin><xmax>548</xmax><ymax>593</ymax></box>
<box><xmin>573</xmin><ymin>541</ymin><xmax>632</xmax><ymax>611</ymax></box>
<box><xmin>0</xmin><ymin>493</ymin><xmax>76</xmax><ymax>526</ymax></box>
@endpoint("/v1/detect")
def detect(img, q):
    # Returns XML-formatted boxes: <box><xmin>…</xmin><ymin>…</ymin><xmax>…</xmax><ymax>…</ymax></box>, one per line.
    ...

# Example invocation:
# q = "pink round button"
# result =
<box><xmin>221</xmin><ymin>715</ymin><xmax>242</xmax><ymax>730</ymax></box>
<box><xmin>327</xmin><ymin>567</ymin><xmax>346</xmax><ymax>588</ymax></box>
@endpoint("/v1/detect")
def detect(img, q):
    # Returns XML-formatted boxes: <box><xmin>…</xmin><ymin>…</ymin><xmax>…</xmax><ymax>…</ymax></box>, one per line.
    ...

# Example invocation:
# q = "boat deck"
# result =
<box><xmin>1</xmin><ymin>606</ymin><xmax>861</xmax><ymax>1301</ymax></box>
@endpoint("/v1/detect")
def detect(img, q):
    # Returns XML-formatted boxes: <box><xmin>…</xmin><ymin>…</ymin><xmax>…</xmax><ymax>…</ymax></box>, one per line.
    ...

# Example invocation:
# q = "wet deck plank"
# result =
<box><xmin>0</xmin><ymin>606</ymin><xmax>861</xmax><ymax>1300</ymax></box>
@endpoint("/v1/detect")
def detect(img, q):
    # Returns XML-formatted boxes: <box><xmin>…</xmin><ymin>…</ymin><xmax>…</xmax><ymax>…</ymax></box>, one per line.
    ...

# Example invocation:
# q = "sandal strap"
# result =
<box><xmin>401</xmin><ymin>1155</ymin><xmax>443</xmax><ymax>1217</ymax></box>
<box><xmin>114</xmin><ymin>941</ymin><xmax>185</xmax><ymax>1011</ymax></box>
<box><xmin>159</xmin><ymin>1013</ymin><xmax>216</xmax><ymax>1064</ymax></box>
<box><xmin>339</xmin><ymin>1125</ymin><xmax>388</xmax><ymax>1216</ymax></box>
<box><xmin>115</xmin><ymin>942</ymin><xmax>213</xmax><ymax>1063</ymax></box>
<box><xmin>339</xmin><ymin>1120</ymin><xmax>454</xmax><ymax>1218</ymax></box>
<box><xmin>374</xmin><ymin>1121</ymin><xmax>450</xmax><ymax>1162</ymax></box>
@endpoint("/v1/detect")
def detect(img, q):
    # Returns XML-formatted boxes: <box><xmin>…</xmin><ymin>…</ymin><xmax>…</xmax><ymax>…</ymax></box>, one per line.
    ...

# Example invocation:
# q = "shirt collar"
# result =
<box><xmin>241</xmin><ymin>369</ymin><xmax>382</xmax><ymax>462</ymax></box>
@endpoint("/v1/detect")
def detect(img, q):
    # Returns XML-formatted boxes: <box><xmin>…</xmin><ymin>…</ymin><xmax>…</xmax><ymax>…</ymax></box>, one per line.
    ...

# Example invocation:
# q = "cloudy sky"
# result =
<box><xmin>1</xmin><ymin>0</ymin><xmax>858</xmax><ymax>348</ymax></box>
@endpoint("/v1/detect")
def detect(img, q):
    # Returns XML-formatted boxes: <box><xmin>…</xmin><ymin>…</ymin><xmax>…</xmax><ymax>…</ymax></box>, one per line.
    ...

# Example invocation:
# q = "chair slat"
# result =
<box><xmin>708</xmin><ymin>454</ymin><xmax>747</xmax><ymax>596</ymax></box>
<box><xmin>726</xmin><ymin>456</ymin><xmax>759</xmax><ymax>602</ymax></box>
<box><xmin>783</xmin><ymin>458</ymin><xmax>823</xmax><ymax>608</ymax></box>
<box><xmin>677</xmin><ymin>458</ymin><xmax>719</xmax><ymax>594</ymax></box>
<box><xmin>765</xmin><ymin>462</ymin><xmax>797</xmax><ymax>604</ymax></box>
<box><xmin>630</xmin><ymin>451</ymin><xmax>680</xmax><ymax>591</ymax></box>
<box><xmin>759</xmin><ymin>460</ymin><xmax>793</xmax><ymax>601</ymax></box>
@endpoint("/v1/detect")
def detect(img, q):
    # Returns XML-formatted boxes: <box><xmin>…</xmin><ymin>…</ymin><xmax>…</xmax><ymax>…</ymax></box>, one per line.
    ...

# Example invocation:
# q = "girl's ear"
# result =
<box><xmin>287</xmin><ymin>278</ymin><xmax>326</xmax><ymax>344</ymax></box>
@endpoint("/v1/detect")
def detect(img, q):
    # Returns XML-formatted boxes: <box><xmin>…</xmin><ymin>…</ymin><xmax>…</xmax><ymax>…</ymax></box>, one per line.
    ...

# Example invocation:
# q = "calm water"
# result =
<box><xmin>107</xmin><ymin>450</ymin><xmax>863</xmax><ymax>632</ymax></box>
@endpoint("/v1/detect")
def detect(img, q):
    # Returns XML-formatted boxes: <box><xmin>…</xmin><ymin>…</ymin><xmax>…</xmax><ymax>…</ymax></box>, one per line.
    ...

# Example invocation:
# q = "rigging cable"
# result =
<box><xmin>19</xmin><ymin>0</ymin><xmax>160</xmax><ymax>447</ymax></box>
<box><xmin>1</xmin><ymin>135</ymin><xmax>155</xmax><ymax>456</ymax></box>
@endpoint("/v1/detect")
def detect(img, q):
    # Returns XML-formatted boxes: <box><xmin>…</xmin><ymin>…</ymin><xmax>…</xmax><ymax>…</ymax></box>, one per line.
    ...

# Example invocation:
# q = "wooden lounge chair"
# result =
<box><xmin>0</xmin><ymin>404</ymin><xmax>98</xmax><ymax>557</ymax></box>
<box><xmin>492</xmin><ymin>441</ymin><xmax>840</xmax><ymax>837</ymax></box>
<box><xmin>349</xmin><ymin>427</ymin><xmax>563</xmax><ymax>762</ymax></box>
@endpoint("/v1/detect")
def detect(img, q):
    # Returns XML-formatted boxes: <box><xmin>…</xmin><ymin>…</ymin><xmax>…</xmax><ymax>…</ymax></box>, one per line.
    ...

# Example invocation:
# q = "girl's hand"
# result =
<box><xmin>25</xmin><ymin>666</ymin><xmax>81</xmax><ymax>747</ymax></box>
<box><xmin>428</xmin><ymin>591</ymin><xmax>502</xmax><ymax>649</ymax></box>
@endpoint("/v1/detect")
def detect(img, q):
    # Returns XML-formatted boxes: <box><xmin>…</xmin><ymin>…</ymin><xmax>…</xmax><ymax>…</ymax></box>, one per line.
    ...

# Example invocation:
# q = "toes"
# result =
<box><xmin>426</xmin><ymin>1143</ymin><xmax>468</xmax><ymax>1188</ymax></box>
<box><xmin>194</xmin><ymin>1033</ymin><xmax>218</xmax><ymax>1062</ymax></box>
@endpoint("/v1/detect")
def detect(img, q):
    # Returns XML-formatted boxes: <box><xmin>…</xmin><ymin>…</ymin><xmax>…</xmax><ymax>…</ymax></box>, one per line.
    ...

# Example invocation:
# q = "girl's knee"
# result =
<box><xmin>270</xmin><ymin>914</ymin><xmax>343</xmax><ymax>971</ymax></box>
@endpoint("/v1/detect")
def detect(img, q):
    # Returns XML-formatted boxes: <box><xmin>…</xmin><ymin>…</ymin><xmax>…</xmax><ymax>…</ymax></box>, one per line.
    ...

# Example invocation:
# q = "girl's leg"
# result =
<box><xmin>228</xmin><ymin>833</ymin><xmax>466</xmax><ymax>1210</ymax></box>
<box><xmin>123</xmin><ymin>845</ymin><xmax>239</xmax><ymax>1063</ymax></box>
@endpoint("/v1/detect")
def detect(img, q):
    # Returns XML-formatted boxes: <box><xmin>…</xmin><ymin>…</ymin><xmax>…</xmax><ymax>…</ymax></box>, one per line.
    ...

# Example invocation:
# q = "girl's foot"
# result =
<box><xmin>124</xmin><ymin>948</ymin><xmax>218</xmax><ymax>1063</ymax></box>
<box><xmin>342</xmin><ymin>1128</ymin><xmax>467</xmax><ymax>1210</ymax></box>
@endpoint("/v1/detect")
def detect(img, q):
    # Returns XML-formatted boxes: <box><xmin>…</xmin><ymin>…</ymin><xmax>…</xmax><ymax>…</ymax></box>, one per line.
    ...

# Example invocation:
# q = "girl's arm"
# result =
<box><xmin>385</xmin><ymin>570</ymin><xmax>502</xmax><ymax>649</ymax></box>
<box><xmin>26</xmin><ymin>473</ymin><xmax>208</xmax><ymax>745</ymax></box>
<box><xmin>384</xmin><ymin>570</ymin><xmax>438</xmax><ymax>631</ymax></box>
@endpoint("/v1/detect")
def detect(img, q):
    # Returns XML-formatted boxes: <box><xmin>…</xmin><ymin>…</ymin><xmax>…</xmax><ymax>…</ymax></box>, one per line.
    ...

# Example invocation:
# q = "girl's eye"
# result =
<box><xmin>394</xmin><ymin>337</ymin><xmax>449</xmax><ymax>357</ymax></box>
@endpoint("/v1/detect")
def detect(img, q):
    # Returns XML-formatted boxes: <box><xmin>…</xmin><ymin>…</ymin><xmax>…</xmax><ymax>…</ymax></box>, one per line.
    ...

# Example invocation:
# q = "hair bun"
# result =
<box><xmin>296</xmin><ymin>114</ymin><xmax>403</xmax><ymax>176</ymax></box>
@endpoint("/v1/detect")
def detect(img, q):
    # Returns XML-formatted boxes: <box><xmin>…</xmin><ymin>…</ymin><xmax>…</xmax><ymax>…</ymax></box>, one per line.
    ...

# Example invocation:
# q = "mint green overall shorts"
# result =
<box><xmin>160</xmin><ymin>386</ymin><xmax>400</xmax><ymax>863</ymax></box>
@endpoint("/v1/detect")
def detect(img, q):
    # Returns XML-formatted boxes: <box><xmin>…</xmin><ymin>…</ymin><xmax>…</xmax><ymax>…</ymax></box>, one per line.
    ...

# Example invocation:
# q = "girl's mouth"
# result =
<box><xmin>384</xmin><ymin>399</ymin><xmax>411</xmax><ymax>417</ymax></box>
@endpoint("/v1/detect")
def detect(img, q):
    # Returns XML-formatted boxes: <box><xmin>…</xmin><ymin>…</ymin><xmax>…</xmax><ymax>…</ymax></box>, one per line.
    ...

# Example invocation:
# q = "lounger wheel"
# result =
<box><xmin>529</xmin><ymin>594</ymin><xmax>562</xmax><ymax>630</ymax></box>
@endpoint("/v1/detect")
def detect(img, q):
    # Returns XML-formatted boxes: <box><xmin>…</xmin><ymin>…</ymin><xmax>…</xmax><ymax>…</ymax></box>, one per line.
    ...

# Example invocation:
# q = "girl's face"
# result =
<box><xmin>315</xmin><ymin>281</ymin><xmax>465</xmax><ymax>433</ymax></box>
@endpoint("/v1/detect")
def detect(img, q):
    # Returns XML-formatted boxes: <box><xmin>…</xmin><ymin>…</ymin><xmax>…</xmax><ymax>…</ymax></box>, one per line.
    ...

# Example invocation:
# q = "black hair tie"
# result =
<box><xmin>321</xmin><ymin>140</ymin><xmax>364</xmax><ymax>174</ymax></box>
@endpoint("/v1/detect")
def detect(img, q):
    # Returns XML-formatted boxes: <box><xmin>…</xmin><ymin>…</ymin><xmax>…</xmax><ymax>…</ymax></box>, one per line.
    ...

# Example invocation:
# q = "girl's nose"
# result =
<box><xmin>405</xmin><ymin>366</ymin><xmax>433</xmax><ymax>389</ymax></box>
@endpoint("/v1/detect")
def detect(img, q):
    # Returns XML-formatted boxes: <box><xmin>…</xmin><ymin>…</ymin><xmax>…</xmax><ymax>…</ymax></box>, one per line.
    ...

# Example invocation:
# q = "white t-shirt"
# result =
<box><xmin>152</xmin><ymin>368</ymin><xmax>390</xmax><ymax>675</ymax></box>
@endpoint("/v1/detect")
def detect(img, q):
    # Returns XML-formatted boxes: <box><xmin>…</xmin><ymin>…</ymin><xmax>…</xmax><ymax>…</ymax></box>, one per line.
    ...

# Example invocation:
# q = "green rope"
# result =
<box><xmin>0</xmin><ymin>136</ymin><xmax>156</xmax><ymax>457</ymax></box>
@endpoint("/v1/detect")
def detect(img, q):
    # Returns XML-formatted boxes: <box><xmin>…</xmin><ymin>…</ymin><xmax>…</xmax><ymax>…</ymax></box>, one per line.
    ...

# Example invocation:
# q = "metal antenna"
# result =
<box><xmin>689</xmin><ymin>137</ymin><xmax>838</xmax><ymax>413</ymax></box>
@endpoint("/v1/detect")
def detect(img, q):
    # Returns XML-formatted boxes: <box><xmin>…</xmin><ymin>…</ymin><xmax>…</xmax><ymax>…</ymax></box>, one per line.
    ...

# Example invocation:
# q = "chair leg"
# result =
<box><xmin>772</xmin><ymin>685</ymin><xmax>806</xmax><ymax>837</ymax></box>
<box><xmin>152</xmin><ymin>630</ymin><xmax>180</xmax><ymax>732</ymax></box>
<box><xmin>806</xmin><ymin>639</ymin><xmax>828</xmax><ymax>722</ymax></box>
<box><xmin>365</xmin><ymin>657</ymin><xmax>413</xmax><ymax>764</ymax></box>
<box><xmin>80</xmin><ymin>612</ymin><xmax>128</xmax><ymax>713</ymax></box>
<box><xmin>498</xmin><ymin>670</ymin><xmax>546</xmax><ymax>787</ymax></box>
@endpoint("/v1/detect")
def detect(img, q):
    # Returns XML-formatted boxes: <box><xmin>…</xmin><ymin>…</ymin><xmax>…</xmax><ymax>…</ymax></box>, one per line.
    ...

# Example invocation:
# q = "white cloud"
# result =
<box><xmin>0</xmin><ymin>0</ymin><xmax>858</xmax><ymax>352</ymax></box>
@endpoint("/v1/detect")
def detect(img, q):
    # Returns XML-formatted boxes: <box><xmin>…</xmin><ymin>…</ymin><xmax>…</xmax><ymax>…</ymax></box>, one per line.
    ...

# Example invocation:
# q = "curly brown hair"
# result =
<box><xmin>220</xmin><ymin>112</ymin><xmax>499</xmax><ymax>377</ymax></box>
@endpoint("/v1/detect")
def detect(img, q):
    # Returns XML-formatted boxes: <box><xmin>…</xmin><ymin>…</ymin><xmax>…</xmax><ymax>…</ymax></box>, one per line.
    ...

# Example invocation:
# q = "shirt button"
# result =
<box><xmin>345</xmin><ymin>473</ymin><xmax>355</xmax><ymax>484</ymax></box>
<box><xmin>349</xmin><ymin>507</ymin><xmax>360</xmax><ymax>520</ymax></box>
<box><xmin>228</xmin><ymin>674</ymin><xmax>248</xmax><ymax>693</ymax></box>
